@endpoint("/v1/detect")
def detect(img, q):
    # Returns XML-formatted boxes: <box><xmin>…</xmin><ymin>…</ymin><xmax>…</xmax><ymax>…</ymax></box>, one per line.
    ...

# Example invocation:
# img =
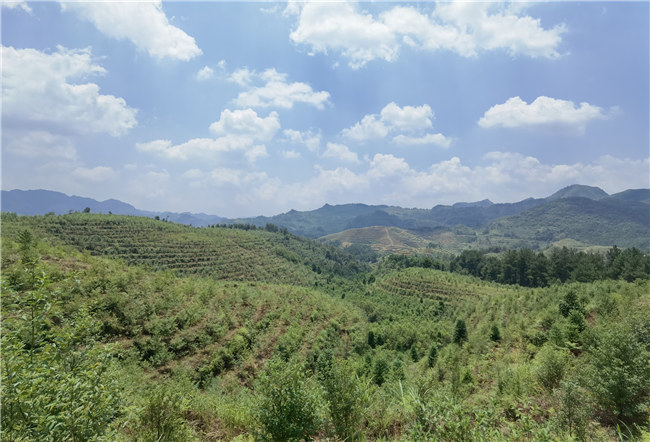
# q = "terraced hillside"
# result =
<box><xmin>0</xmin><ymin>231</ymin><xmax>369</xmax><ymax>439</ymax></box>
<box><xmin>1</xmin><ymin>213</ymin><xmax>366</xmax><ymax>285</ymax></box>
<box><xmin>322</xmin><ymin>226</ymin><xmax>428</xmax><ymax>254</ymax></box>
<box><xmin>323</xmin><ymin>224</ymin><xmax>526</xmax><ymax>255</ymax></box>
<box><xmin>375</xmin><ymin>267</ymin><xmax>496</xmax><ymax>303</ymax></box>
<box><xmin>4</xmin><ymin>213</ymin><xmax>650</xmax><ymax>440</ymax></box>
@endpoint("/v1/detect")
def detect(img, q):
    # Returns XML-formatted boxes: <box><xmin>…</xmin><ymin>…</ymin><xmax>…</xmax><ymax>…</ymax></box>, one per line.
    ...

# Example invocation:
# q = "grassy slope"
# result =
<box><xmin>1</xmin><ymin>213</ymin><xmax>367</xmax><ymax>285</ymax></box>
<box><xmin>0</xmin><ymin>227</ymin><xmax>366</xmax><ymax>392</ymax></box>
<box><xmin>3</xmin><ymin>213</ymin><xmax>650</xmax><ymax>440</ymax></box>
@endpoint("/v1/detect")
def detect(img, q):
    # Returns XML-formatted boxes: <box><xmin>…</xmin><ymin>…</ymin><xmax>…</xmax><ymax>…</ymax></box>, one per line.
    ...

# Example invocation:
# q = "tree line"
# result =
<box><xmin>449</xmin><ymin>246</ymin><xmax>650</xmax><ymax>286</ymax></box>
<box><xmin>382</xmin><ymin>246</ymin><xmax>650</xmax><ymax>287</ymax></box>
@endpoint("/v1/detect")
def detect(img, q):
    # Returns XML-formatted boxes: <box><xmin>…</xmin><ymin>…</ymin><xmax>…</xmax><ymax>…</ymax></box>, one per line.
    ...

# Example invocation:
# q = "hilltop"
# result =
<box><xmin>0</xmin><ymin>212</ymin><xmax>367</xmax><ymax>285</ymax></box>
<box><xmin>4</xmin><ymin>185</ymin><xmax>649</xmax><ymax>254</ymax></box>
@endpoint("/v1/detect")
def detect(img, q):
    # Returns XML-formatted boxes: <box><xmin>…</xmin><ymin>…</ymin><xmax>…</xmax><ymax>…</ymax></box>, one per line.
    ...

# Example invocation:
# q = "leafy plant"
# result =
<box><xmin>134</xmin><ymin>382</ymin><xmax>193</xmax><ymax>442</ymax></box>
<box><xmin>1</xmin><ymin>274</ymin><xmax>122</xmax><ymax>441</ymax></box>
<box><xmin>320</xmin><ymin>359</ymin><xmax>369</xmax><ymax>440</ymax></box>
<box><xmin>584</xmin><ymin>324</ymin><xmax>650</xmax><ymax>426</ymax></box>
<box><xmin>253</xmin><ymin>357</ymin><xmax>323</xmax><ymax>441</ymax></box>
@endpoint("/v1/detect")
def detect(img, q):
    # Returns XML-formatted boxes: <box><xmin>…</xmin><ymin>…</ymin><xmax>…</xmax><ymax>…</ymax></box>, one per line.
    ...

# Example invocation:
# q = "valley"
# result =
<box><xmin>4</xmin><ymin>1</ymin><xmax>649</xmax><ymax>440</ymax></box>
<box><xmin>2</xmin><ymin>208</ymin><xmax>649</xmax><ymax>440</ymax></box>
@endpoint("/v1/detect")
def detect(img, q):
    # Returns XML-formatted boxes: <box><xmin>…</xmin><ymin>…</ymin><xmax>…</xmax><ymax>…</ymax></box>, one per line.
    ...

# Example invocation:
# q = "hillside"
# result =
<box><xmin>2</xmin><ymin>213</ymin><xmax>650</xmax><ymax>440</ymax></box>
<box><xmin>234</xmin><ymin>198</ymin><xmax>546</xmax><ymax>236</ymax></box>
<box><xmin>545</xmin><ymin>184</ymin><xmax>608</xmax><ymax>201</ymax></box>
<box><xmin>237</xmin><ymin>203</ymin><xmax>433</xmax><ymax>237</ymax></box>
<box><xmin>234</xmin><ymin>184</ymin><xmax>646</xmax><ymax>238</ymax></box>
<box><xmin>5</xmin><ymin>185</ymin><xmax>647</xmax><ymax>245</ymax></box>
<box><xmin>322</xmin><ymin>225</ymin><xmax>482</xmax><ymax>256</ymax></box>
<box><xmin>324</xmin><ymin>191</ymin><xmax>650</xmax><ymax>254</ymax></box>
<box><xmin>609</xmin><ymin>188</ymin><xmax>650</xmax><ymax>203</ymax></box>
<box><xmin>486</xmin><ymin>196</ymin><xmax>650</xmax><ymax>250</ymax></box>
<box><xmin>0</xmin><ymin>213</ymin><xmax>367</xmax><ymax>284</ymax></box>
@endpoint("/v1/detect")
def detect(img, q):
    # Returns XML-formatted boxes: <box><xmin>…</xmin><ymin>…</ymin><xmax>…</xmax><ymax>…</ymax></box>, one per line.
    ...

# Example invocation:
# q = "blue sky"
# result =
<box><xmin>2</xmin><ymin>1</ymin><xmax>648</xmax><ymax>217</ymax></box>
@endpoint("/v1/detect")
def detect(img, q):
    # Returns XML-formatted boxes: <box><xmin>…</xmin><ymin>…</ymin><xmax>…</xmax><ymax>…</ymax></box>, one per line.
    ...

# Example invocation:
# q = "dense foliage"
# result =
<box><xmin>2</xmin><ymin>213</ymin><xmax>650</xmax><ymax>440</ymax></box>
<box><xmin>449</xmin><ymin>246</ymin><xmax>650</xmax><ymax>286</ymax></box>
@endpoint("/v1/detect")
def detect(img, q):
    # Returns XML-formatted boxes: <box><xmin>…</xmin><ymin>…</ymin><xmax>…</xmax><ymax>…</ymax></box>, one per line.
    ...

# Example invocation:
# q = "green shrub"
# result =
<box><xmin>490</xmin><ymin>324</ymin><xmax>501</xmax><ymax>342</ymax></box>
<box><xmin>373</xmin><ymin>357</ymin><xmax>389</xmax><ymax>386</ymax></box>
<box><xmin>253</xmin><ymin>357</ymin><xmax>323</xmax><ymax>441</ymax></box>
<box><xmin>1</xmin><ymin>282</ymin><xmax>122</xmax><ymax>441</ymax></box>
<box><xmin>453</xmin><ymin>319</ymin><xmax>468</xmax><ymax>345</ymax></box>
<box><xmin>427</xmin><ymin>344</ymin><xmax>438</xmax><ymax>368</ymax></box>
<box><xmin>584</xmin><ymin>324</ymin><xmax>650</xmax><ymax>426</ymax></box>
<box><xmin>134</xmin><ymin>382</ymin><xmax>193</xmax><ymax>442</ymax></box>
<box><xmin>553</xmin><ymin>380</ymin><xmax>591</xmax><ymax>440</ymax></box>
<box><xmin>320</xmin><ymin>359</ymin><xmax>369</xmax><ymax>441</ymax></box>
<box><xmin>535</xmin><ymin>345</ymin><xmax>569</xmax><ymax>391</ymax></box>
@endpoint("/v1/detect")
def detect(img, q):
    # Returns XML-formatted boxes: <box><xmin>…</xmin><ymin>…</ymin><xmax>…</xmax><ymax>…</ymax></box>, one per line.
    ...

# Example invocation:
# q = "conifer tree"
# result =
<box><xmin>453</xmin><ymin>319</ymin><xmax>468</xmax><ymax>345</ymax></box>
<box><xmin>427</xmin><ymin>345</ymin><xmax>438</xmax><ymax>368</ymax></box>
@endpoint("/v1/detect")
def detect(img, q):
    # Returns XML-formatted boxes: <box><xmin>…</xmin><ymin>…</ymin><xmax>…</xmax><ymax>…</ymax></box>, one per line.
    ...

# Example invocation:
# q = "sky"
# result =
<box><xmin>2</xmin><ymin>1</ymin><xmax>649</xmax><ymax>217</ymax></box>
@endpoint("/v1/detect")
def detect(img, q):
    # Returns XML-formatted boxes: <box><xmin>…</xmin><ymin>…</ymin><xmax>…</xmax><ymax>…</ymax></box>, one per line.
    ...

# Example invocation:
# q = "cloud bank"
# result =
<box><xmin>288</xmin><ymin>1</ymin><xmax>566</xmax><ymax>68</ymax></box>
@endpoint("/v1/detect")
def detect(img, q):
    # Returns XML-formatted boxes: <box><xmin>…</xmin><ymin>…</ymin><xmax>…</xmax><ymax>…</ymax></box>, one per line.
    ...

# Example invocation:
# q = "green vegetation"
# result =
<box><xmin>1</xmin><ymin>212</ymin><xmax>366</xmax><ymax>283</ymax></box>
<box><xmin>2</xmin><ymin>212</ymin><xmax>650</xmax><ymax>440</ymax></box>
<box><xmin>449</xmin><ymin>246</ymin><xmax>650</xmax><ymax>286</ymax></box>
<box><xmin>321</xmin><ymin>192</ymin><xmax>649</xmax><ymax>255</ymax></box>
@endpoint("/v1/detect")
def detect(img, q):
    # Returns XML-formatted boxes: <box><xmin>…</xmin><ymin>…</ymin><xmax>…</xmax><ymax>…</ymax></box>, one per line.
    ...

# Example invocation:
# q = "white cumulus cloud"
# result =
<box><xmin>229</xmin><ymin>68</ymin><xmax>330</xmax><ymax>109</ymax></box>
<box><xmin>393</xmin><ymin>133</ymin><xmax>451</xmax><ymax>148</ymax></box>
<box><xmin>380</xmin><ymin>102</ymin><xmax>433</xmax><ymax>132</ymax></box>
<box><xmin>61</xmin><ymin>1</ymin><xmax>201</xmax><ymax>61</ymax></box>
<box><xmin>289</xmin><ymin>1</ymin><xmax>565</xmax><ymax>69</ymax></box>
<box><xmin>283</xmin><ymin>129</ymin><xmax>321</xmax><ymax>153</ymax></box>
<box><xmin>323</xmin><ymin>142</ymin><xmax>360</xmax><ymax>164</ymax></box>
<box><xmin>137</xmin><ymin>109</ymin><xmax>279</xmax><ymax>162</ymax></box>
<box><xmin>342</xmin><ymin>102</ymin><xmax>450</xmax><ymax>147</ymax></box>
<box><xmin>478</xmin><ymin>96</ymin><xmax>610</xmax><ymax>134</ymax></box>
<box><xmin>341</xmin><ymin>114</ymin><xmax>389</xmax><ymax>142</ymax></box>
<box><xmin>290</xmin><ymin>2</ymin><xmax>399</xmax><ymax>69</ymax></box>
<box><xmin>2</xmin><ymin>46</ymin><xmax>137</xmax><ymax>137</ymax></box>
<box><xmin>197</xmin><ymin>66</ymin><xmax>214</xmax><ymax>81</ymax></box>
<box><xmin>2</xmin><ymin>0</ymin><xmax>32</xmax><ymax>13</ymax></box>
<box><xmin>209</xmin><ymin>109</ymin><xmax>280</xmax><ymax>141</ymax></box>
<box><xmin>368</xmin><ymin>153</ymin><xmax>412</xmax><ymax>179</ymax></box>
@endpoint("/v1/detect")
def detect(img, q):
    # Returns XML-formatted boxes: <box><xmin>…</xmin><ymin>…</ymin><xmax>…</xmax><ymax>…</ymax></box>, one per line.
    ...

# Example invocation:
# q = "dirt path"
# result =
<box><xmin>384</xmin><ymin>227</ymin><xmax>395</xmax><ymax>247</ymax></box>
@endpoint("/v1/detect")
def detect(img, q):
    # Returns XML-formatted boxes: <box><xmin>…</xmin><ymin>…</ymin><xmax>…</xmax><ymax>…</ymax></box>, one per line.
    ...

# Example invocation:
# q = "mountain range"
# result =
<box><xmin>1</xmin><ymin>189</ymin><xmax>226</xmax><ymax>226</ymax></box>
<box><xmin>2</xmin><ymin>185</ymin><xmax>649</xmax><ymax>252</ymax></box>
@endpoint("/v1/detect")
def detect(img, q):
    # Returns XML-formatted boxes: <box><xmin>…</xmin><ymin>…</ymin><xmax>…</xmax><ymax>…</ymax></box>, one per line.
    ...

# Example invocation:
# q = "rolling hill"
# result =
<box><xmin>234</xmin><ymin>184</ymin><xmax>645</xmax><ymax>237</ymax></box>
<box><xmin>323</xmin><ymin>190</ymin><xmax>650</xmax><ymax>253</ymax></box>
<box><xmin>486</xmin><ymin>196</ymin><xmax>650</xmax><ymax>250</ymax></box>
<box><xmin>0</xmin><ymin>212</ymin><xmax>367</xmax><ymax>285</ymax></box>
<box><xmin>2</xmin><ymin>210</ymin><xmax>649</xmax><ymax>440</ymax></box>
<box><xmin>4</xmin><ymin>184</ymin><xmax>648</xmax><ymax>253</ymax></box>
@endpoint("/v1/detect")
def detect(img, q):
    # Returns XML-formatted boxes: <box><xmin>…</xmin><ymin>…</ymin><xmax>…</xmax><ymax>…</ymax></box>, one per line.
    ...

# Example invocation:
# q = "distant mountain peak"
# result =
<box><xmin>546</xmin><ymin>184</ymin><xmax>608</xmax><ymax>201</ymax></box>
<box><xmin>452</xmin><ymin>199</ymin><xmax>494</xmax><ymax>209</ymax></box>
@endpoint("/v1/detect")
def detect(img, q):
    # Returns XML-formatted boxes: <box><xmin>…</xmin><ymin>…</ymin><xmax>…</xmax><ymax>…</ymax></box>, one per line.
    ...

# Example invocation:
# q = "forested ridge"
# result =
<box><xmin>2</xmin><ymin>213</ymin><xmax>649</xmax><ymax>440</ymax></box>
